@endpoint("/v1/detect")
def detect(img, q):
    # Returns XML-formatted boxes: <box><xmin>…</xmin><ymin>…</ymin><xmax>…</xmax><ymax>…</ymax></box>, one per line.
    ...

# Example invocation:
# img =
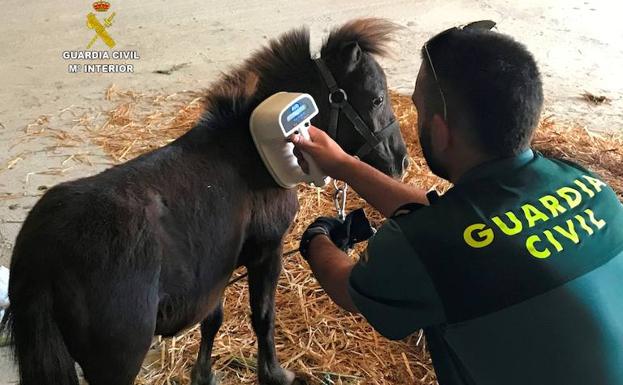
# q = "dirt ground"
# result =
<box><xmin>1</xmin><ymin>0</ymin><xmax>621</xmax><ymax>383</ymax></box>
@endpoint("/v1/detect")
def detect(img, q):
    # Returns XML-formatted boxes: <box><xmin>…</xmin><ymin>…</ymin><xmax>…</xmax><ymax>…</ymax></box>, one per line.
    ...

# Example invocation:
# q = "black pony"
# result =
<box><xmin>1</xmin><ymin>18</ymin><xmax>407</xmax><ymax>385</ymax></box>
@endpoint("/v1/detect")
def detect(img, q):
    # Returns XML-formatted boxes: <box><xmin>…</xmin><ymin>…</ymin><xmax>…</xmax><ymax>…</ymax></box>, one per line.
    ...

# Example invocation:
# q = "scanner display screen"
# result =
<box><xmin>286</xmin><ymin>103</ymin><xmax>307</xmax><ymax>122</ymax></box>
<box><xmin>280</xmin><ymin>96</ymin><xmax>317</xmax><ymax>134</ymax></box>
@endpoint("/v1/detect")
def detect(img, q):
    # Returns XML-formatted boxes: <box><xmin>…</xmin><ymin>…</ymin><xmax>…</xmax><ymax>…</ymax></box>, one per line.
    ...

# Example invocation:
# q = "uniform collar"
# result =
<box><xmin>455</xmin><ymin>149</ymin><xmax>535</xmax><ymax>185</ymax></box>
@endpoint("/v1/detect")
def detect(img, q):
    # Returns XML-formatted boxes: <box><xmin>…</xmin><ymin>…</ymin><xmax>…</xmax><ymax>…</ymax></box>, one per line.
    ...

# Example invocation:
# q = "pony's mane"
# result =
<box><xmin>198</xmin><ymin>27</ymin><xmax>311</xmax><ymax>131</ymax></box>
<box><xmin>199</xmin><ymin>18</ymin><xmax>400</xmax><ymax>131</ymax></box>
<box><xmin>321</xmin><ymin>18</ymin><xmax>400</xmax><ymax>58</ymax></box>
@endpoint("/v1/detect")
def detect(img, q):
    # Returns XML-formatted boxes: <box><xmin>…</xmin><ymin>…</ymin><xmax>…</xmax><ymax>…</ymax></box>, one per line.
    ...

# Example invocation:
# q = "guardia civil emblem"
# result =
<box><xmin>86</xmin><ymin>1</ymin><xmax>117</xmax><ymax>49</ymax></box>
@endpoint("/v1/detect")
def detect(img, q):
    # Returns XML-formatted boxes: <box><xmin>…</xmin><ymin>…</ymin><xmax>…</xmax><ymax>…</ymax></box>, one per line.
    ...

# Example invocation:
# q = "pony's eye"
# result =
<box><xmin>372</xmin><ymin>95</ymin><xmax>384</xmax><ymax>108</ymax></box>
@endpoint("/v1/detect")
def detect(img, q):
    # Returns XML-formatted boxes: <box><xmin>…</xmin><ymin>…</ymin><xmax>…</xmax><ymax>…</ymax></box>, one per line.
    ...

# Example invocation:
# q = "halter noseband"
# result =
<box><xmin>313</xmin><ymin>58</ymin><xmax>400</xmax><ymax>158</ymax></box>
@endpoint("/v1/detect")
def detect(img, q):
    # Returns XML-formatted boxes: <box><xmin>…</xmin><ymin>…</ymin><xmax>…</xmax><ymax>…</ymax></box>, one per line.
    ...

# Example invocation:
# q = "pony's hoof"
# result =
<box><xmin>190</xmin><ymin>370</ymin><xmax>219</xmax><ymax>385</ymax></box>
<box><xmin>260</xmin><ymin>367</ymin><xmax>297</xmax><ymax>385</ymax></box>
<box><xmin>290</xmin><ymin>377</ymin><xmax>307</xmax><ymax>385</ymax></box>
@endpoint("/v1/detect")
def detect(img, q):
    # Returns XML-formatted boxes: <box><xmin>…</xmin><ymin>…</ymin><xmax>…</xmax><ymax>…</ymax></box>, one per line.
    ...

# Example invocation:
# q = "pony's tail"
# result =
<box><xmin>0</xmin><ymin>291</ymin><xmax>78</xmax><ymax>385</ymax></box>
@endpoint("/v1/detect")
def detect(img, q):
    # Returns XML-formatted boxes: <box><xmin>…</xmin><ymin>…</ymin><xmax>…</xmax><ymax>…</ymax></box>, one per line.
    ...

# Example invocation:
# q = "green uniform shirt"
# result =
<box><xmin>349</xmin><ymin>150</ymin><xmax>623</xmax><ymax>385</ymax></box>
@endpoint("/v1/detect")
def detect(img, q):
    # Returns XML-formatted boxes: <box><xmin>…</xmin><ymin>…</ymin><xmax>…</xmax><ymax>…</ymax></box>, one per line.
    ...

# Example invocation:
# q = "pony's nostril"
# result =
<box><xmin>402</xmin><ymin>156</ymin><xmax>410</xmax><ymax>171</ymax></box>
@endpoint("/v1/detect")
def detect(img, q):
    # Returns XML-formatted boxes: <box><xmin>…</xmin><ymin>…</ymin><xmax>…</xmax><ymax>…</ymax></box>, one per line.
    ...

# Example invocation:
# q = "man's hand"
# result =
<box><xmin>299</xmin><ymin>216</ymin><xmax>344</xmax><ymax>260</ymax></box>
<box><xmin>289</xmin><ymin>126</ymin><xmax>355</xmax><ymax>181</ymax></box>
<box><xmin>299</xmin><ymin>209</ymin><xmax>376</xmax><ymax>260</ymax></box>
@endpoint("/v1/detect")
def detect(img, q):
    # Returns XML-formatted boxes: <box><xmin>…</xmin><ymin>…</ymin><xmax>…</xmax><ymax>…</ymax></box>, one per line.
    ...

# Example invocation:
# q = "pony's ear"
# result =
<box><xmin>341</xmin><ymin>41</ymin><xmax>362</xmax><ymax>73</ymax></box>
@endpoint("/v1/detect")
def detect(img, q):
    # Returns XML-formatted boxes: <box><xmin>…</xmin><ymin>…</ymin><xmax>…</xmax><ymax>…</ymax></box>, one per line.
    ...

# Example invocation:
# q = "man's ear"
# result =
<box><xmin>340</xmin><ymin>41</ymin><xmax>362</xmax><ymax>73</ymax></box>
<box><xmin>431</xmin><ymin>114</ymin><xmax>450</xmax><ymax>152</ymax></box>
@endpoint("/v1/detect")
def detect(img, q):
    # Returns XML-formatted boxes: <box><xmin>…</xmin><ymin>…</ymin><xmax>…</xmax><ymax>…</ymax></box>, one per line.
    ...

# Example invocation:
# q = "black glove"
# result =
<box><xmin>329</xmin><ymin>208</ymin><xmax>377</xmax><ymax>250</ymax></box>
<box><xmin>299</xmin><ymin>216</ymin><xmax>342</xmax><ymax>260</ymax></box>
<box><xmin>299</xmin><ymin>208</ymin><xmax>375</xmax><ymax>260</ymax></box>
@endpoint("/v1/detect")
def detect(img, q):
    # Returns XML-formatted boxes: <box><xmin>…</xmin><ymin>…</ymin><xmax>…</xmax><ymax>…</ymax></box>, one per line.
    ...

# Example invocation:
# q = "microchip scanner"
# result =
<box><xmin>250</xmin><ymin>92</ymin><xmax>330</xmax><ymax>188</ymax></box>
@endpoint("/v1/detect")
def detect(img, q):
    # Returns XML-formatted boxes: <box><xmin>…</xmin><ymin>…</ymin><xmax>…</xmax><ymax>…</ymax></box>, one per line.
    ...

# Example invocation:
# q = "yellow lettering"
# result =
<box><xmin>585</xmin><ymin>209</ymin><xmax>606</xmax><ymax>229</ymax></box>
<box><xmin>582</xmin><ymin>175</ymin><xmax>607</xmax><ymax>193</ymax></box>
<box><xmin>521</xmin><ymin>204</ymin><xmax>549</xmax><ymax>228</ymax></box>
<box><xmin>526</xmin><ymin>235</ymin><xmax>551</xmax><ymax>259</ymax></box>
<box><xmin>544</xmin><ymin>230</ymin><xmax>564</xmax><ymax>252</ymax></box>
<box><xmin>492</xmin><ymin>212</ymin><xmax>523</xmax><ymax>235</ymax></box>
<box><xmin>575</xmin><ymin>214</ymin><xmax>594</xmax><ymax>235</ymax></box>
<box><xmin>574</xmin><ymin>179</ymin><xmax>595</xmax><ymax>198</ymax></box>
<box><xmin>463</xmin><ymin>223</ymin><xmax>494</xmax><ymax>248</ymax></box>
<box><xmin>554</xmin><ymin>219</ymin><xmax>580</xmax><ymax>244</ymax></box>
<box><xmin>557</xmin><ymin>186</ymin><xmax>582</xmax><ymax>209</ymax></box>
<box><xmin>538</xmin><ymin>195</ymin><xmax>567</xmax><ymax>217</ymax></box>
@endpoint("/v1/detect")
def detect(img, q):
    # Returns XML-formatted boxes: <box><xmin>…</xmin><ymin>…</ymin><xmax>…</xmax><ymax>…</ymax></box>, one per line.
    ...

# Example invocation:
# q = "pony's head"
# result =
<box><xmin>316</xmin><ymin>18</ymin><xmax>408</xmax><ymax>177</ymax></box>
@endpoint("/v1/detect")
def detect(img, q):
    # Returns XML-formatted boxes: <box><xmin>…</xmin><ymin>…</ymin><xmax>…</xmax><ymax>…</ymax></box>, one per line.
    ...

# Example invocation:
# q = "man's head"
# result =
<box><xmin>412</xmin><ymin>24</ymin><xmax>543</xmax><ymax>181</ymax></box>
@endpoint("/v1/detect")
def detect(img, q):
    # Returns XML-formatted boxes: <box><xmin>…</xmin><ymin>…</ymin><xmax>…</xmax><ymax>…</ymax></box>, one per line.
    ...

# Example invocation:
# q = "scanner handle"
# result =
<box><xmin>298</xmin><ymin>124</ymin><xmax>330</xmax><ymax>187</ymax></box>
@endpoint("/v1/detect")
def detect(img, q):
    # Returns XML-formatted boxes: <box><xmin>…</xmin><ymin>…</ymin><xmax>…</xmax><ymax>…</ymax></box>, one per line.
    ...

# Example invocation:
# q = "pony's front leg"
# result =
<box><xmin>191</xmin><ymin>302</ymin><xmax>224</xmax><ymax>385</ymax></box>
<box><xmin>247</xmin><ymin>244</ymin><xmax>296</xmax><ymax>385</ymax></box>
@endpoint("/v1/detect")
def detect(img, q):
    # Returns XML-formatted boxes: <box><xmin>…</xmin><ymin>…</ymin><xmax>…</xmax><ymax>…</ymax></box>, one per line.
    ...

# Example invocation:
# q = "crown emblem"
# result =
<box><xmin>92</xmin><ymin>1</ymin><xmax>111</xmax><ymax>12</ymax></box>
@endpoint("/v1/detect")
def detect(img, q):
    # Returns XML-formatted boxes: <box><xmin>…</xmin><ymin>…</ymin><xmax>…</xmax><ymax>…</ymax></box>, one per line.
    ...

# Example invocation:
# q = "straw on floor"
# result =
<box><xmin>79</xmin><ymin>86</ymin><xmax>622</xmax><ymax>385</ymax></box>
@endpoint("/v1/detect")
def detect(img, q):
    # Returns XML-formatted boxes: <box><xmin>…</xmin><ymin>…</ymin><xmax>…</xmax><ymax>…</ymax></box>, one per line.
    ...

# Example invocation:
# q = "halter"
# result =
<box><xmin>313</xmin><ymin>58</ymin><xmax>400</xmax><ymax>158</ymax></box>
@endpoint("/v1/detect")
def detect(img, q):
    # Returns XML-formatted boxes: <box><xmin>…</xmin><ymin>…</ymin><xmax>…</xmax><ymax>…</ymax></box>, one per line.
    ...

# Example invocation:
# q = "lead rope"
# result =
<box><xmin>227</xmin><ymin>182</ymin><xmax>349</xmax><ymax>286</ymax></box>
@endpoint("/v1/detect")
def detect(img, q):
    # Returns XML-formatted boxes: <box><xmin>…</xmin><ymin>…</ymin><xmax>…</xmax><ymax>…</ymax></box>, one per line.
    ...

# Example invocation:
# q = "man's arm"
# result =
<box><xmin>290</xmin><ymin>126</ymin><xmax>428</xmax><ymax>217</ymax></box>
<box><xmin>303</xmin><ymin>216</ymin><xmax>447</xmax><ymax>339</ymax></box>
<box><xmin>340</xmin><ymin>156</ymin><xmax>428</xmax><ymax>217</ymax></box>
<box><xmin>306</xmin><ymin>235</ymin><xmax>359</xmax><ymax>313</ymax></box>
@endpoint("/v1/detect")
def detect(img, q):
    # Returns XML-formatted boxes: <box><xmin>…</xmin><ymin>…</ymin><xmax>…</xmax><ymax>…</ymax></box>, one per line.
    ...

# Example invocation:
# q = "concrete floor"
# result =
<box><xmin>1</xmin><ymin>0</ymin><xmax>622</xmax><ymax>383</ymax></box>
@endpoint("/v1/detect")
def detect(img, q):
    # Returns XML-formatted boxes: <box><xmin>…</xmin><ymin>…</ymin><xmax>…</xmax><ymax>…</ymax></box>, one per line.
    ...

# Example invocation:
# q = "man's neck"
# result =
<box><xmin>448</xmin><ymin>151</ymin><xmax>498</xmax><ymax>184</ymax></box>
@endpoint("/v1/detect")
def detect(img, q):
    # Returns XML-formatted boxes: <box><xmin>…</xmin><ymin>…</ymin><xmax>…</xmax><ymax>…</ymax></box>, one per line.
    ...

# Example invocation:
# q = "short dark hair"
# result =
<box><xmin>420</xmin><ymin>28</ymin><xmax>543</xmax><ymax>156</ymax></box>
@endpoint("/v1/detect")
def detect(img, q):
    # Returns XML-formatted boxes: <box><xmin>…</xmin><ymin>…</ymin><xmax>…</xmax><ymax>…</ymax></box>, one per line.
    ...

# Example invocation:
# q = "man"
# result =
<box><xmin>290</xmin><ymin>23</ymin><xmax>623</xmax><ymax>385</ymax></box>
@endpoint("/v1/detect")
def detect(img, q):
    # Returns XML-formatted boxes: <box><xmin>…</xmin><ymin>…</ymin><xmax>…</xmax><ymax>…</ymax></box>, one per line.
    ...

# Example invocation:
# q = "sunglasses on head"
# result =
<box><xmin>422</xmin><ymin>20</ymin><xmax>497</xmax><ymax>121</ymax></box>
